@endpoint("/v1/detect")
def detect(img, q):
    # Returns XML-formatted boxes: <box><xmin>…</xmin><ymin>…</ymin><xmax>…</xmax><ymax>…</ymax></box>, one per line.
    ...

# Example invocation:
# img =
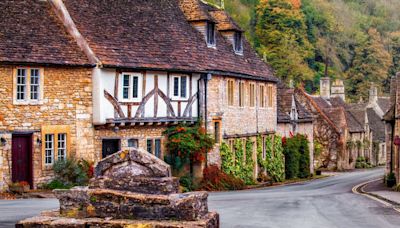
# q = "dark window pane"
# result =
<box><xmin>235</xmin><ymin>32</ymin><xmax>242</xmax><ymax>52</ymax></box>
<box><xmin>132</xmin><ymin>76</ymin><xmax>138</xmax><ymax>98</ymax></box>
<box><xmin>147</xmin><ymin>139</ymin><xmax>153</xmax><ymax>154</ymax></box>
<box><xmin>180</xmin><ymin>76</ymin><xmax>187</xmax><ymax>98</ymax></box>
<box><xmin>173</xmin><ymin>77</ymin><xmax>179</xmax><ymax>96</ymax></box>
<box><xmin>155</xmin><ymin>139</ymin><xmax>161</xmax><ymax>158</ymax></box>
<box><xmin>215</xmin><ymin>122</ymin><xmax>220</xmax><ymax>143</ymax></box>
<box><xmin>207</xmin><ymin>23</ymin><xmax>215</xmax><ymax>45</ymax></box>
<box><xmin>128</xmin><ymin>138</ymin><xmax>138</xmax><ymax>148</ymax></box>
<box><xmin>123</xmin><ymin>75</ymin><xmax>130</xmax><ymax>99</ymax></box>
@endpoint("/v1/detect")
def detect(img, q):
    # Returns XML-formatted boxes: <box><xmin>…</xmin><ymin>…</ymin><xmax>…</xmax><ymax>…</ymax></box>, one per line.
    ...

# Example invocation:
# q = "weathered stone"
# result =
<box><xmin>94</xmin><ymin>149</ymin><xmax>171</xmax><ymax>178</ymax></box>
<box><xmin>55</xmin><ymin>188</ymin><xmax>208</xmax><ymax>221</ymax></box>
<box><xmin>16</xmin><ymin>211</ymin><xmax>219</xmax><ymax>228</ymax></box>
<box><xmin>89</xmin><ymin>176</ymin><xmax>179</xmax><ymax>195</ymax></box>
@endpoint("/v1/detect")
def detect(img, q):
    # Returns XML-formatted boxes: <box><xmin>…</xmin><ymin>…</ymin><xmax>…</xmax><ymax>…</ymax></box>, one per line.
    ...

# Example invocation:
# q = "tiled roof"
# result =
<box><xmin>367</xmin><ymin>108</ymin><xmax>385</xmax><ymax>142</ymax></box>
<box><xmin>323</xmin><ymin>107</ymin><xmax>347</xmax><ymax>131</ymax></box>
<box><xmin>329</xmin><ymin>97</ymin><xmax>346</xmax><ymax>108</ymax></box>
<box><xmin>178</xmin><ymin>0</ymin><xmax>213</xmax><ymax>22</ymax></box>
<box><xmin>0</xmin><ymin>0</ymin><xmax>91</xmax><ymax>66</ymax></box>
<box><xmin>208</xmin><ymin>10</ymin><xmax>243</xmax><ymax>31</ymax></box>
<box><xmin>377</xmin><ymin>97</ymin><xmax>390</xmax><ymax>114</ymax></box>
<box><xmin>277</xmin><ymin>85</ymin><xmax>313</xmax><ymax>123</ymax></box>
<box><xmin>63</xmin><ymin>0</ymin><xmax>276</xmax><ymax>81</ymax></box>
<box><xmin>311</xmin><ymin>96</ymin><xmax>331</xmax><ymax>109</ymax></box>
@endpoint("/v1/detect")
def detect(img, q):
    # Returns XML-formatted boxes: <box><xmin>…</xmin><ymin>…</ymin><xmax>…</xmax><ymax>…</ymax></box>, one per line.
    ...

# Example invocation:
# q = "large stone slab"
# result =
<box><xmin>55</xmin><ymin>187</ymin><xmax>208</xmax><ymax>221</ymax></box>
<box><xmin>16</xmin><ymin>211</ymin><xmax>219</xmax><ymax>228</ymax></box>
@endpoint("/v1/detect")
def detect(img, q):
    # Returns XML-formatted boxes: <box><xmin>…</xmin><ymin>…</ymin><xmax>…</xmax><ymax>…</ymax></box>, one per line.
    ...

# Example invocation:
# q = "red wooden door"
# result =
<box><xmin>12</xmin><ymin>135</ymin><xmax>33</xmax><ymax>188</ymax></box>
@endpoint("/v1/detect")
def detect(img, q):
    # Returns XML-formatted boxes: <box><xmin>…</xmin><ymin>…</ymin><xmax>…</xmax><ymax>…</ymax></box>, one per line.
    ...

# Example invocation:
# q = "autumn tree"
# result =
<box><xmin>255</xmin><ymin>0</ymin><xmax>314</xmax><ymax>84</ymax></box>
<box><xmin>346</xmin><ymin>28</ymin><xmax>392</xmax><ymax>100</ymax></box>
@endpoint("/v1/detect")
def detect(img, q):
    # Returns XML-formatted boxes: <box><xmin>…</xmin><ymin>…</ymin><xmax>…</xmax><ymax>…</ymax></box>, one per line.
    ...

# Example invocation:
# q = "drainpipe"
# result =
<box><xmin>201</xmin><ymin>73</ymin><xmax>211</xmax><ymax>168</ymax></box>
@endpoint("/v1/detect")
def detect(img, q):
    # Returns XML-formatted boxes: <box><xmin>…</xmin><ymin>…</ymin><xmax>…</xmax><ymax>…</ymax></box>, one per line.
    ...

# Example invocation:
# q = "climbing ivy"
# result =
<box><xmin>257</xmin><ymin>135</ymin><xmax>285</xmax><ymax>182</ymax></box>
<box><xmin>220</xmin><ymin>139</ymin><xmax>255</xmax><ymax>185</ymax></box>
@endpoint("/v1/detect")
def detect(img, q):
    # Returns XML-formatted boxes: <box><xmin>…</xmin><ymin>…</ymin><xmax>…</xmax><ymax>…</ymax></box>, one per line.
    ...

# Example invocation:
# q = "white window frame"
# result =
<box><xmin>45</xmin><ymin>134</ymin><xmax>55</xmax><ymax>165</ymax></box>
<box><xmin>57</xmin><ymin>133</ymin><xmax>67</xmax><ymax>161</ymax></box>
<box><xmin>14</xmin><ymin>67</ymin><xmax>43</xmax><ymax>105</ymax></box>
<box><xmin>16</xmin><ymin>68</ymin><xmax>27</xmax><ymax>101</ymax></box>
<box><xmin>170</xmin><ymin>75</ymin><xmax>189</xmax><ymax>100</ymax></box>
<box><xmin>119</xmin><ymin>72</ymin><xmax>143</xmax><ymax>102</ymax></box>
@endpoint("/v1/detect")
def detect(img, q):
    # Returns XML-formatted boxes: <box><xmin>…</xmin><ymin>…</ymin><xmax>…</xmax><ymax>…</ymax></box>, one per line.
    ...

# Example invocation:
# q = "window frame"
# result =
<box><xmin>119</xmin><ymin>72</ymin><xmax>143</xmax><ymax>102</ymax></box>
<box><xmin>239</xmin><ymin>81</ymin><xmax>245</xmax><ymax>107</ymax></box>
<box><xmin>234</xmin><ymin>31</ymin><xmax>243</xmax><ymax>54</ymax></box>
<box><xmin>42</xmin><ymin>125</ymin><xmax>71</xmax><ymax>168</ymax></box>
<box><xmin>206</xmin><ymin>22</ymin><xmax>216</xmax><ymax>47</ymax></box>
<box><xmin>267</xmin><ymin>85</ymin><xmax>273</xmax><ymax>108</ymax></box>
<box><xmin>259</xmin><ymin>84</ymin><xmax>265</xmax><ymax>108</ymax></box>
<box><xmin>128</xmin><ymin>138</ymin><xmax>139</xmax><ymax>148</ymax></box>
<box><xmin>170</xmin><ymin>74</ymin><xmax>189</xmax><ymax>100</ymax></box>
<box><xmin>227</xmin><ymin>79</ymin><xmax>235</xmax><ymax>106</ymax></box>
<box><xmin>249</xmin><ymin>83</ymin><xmax>255</xmax><ymax>107</ymax></box>
<box><xmin>146</xmin><ymin>138</ymin><xmax>163</xmax><ymax>159</ymax></box>
<box><xmin>14</xmin><ymin>67</ymin><xmax>44</xmax><ymax>105</ymax></box>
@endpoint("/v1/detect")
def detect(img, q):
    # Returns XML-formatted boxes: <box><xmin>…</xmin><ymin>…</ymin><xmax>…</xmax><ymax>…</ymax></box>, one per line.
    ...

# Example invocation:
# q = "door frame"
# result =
<box><xmin>11</xmin><ymin>133</ymin><xmax>34</xmax><ymax>189</ymax></box>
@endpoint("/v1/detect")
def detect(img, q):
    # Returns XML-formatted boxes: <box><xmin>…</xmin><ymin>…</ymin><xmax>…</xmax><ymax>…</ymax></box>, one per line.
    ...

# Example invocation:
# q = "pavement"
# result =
<box><xmin>362</xmin><ymin>178</ymin><xmax>400</xmax><ymax>206</ymax></box>
<box><xmin>208</xmin><ymin>168</ymin><xmax>400</xmax><ymax>228</ymax></box>
<box><xmin>0</xmin><ymin>168</ymin><xmax>399</xmax><ymax>228</ymax></box>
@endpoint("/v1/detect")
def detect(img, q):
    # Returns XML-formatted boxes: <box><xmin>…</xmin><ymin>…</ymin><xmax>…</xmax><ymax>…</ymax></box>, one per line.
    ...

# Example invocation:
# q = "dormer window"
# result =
<box><xmin>234</xmin><ymin>31</ymin><xmax>243</xmax><ymax>54</ymax></box>
<box><xmin>207</xmin><ymin>22</ymin><xmax>216</xmax><ymax>47</ymax></box>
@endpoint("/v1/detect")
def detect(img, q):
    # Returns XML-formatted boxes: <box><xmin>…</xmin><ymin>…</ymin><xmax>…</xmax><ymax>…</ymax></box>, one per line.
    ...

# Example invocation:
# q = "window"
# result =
<box><xmin>57</xmin><ymin>133</ymin><xmax>67</xmax><ymax>161</ymax></box>
<box><xmin>155</xmin><ymin>139</ymin><xmax>161</xmax><ymax>158</ymax></box>
<box><xmin>234</xmin><ymin>32</ymin><xmax>243</xmax><ymax>53</ymax></box>
<box><xmin>171</xmin><ymin>75</ymin><xmax>189</xmax><ymax>99</ymax></box>
<box><xmin>214</xmin><ymin>121</ymin><xmax>221</xmax><ymax>143</ymax></box>
<box><xmin>147</xmin><ymin>139</ymin><xmax>162</xmax><ymax>158</ymax></box>
<box><xmin>15</xmin><ymin>68</ymin><xmax>42</xmax><ymax>103</ymax></box>
<box><xmin>120</xmin><ymin>73</ymin><xmax>142</xmax><ymax>101</ymax></box>
<box><xmin>128</xmin><ymin>138</ymin><xmax>138</xmax><ymax>148</ymax></box>
<box><xmin>259</xmin><ymin>85</ymin><xmax>265</xmax><ymax>108</ymax></box>
<box><xmin>249</xmin><ymin>83</ymin><xmax>255</xmax><ymax>107</ymax></box>
<box><xmin>227</xmin><ymin>80</ymin><xmax>234</xmax><ymax>106</ymax></box>
<box><xmin>42</xmin><ymin>125</ymin><xmax>70</xmax><ymax>168</ymax></box>
<box><xmin>45</xmin><ymin>134</ymin><xmax>54</xmax><ymax>165</ymax></box>
<box><xmin>267</xmin><ymin>85</ymin><xmax>273</xmax><ymax>107</ymax></box>
<box><xmin>147</xmin><ymin>139</ymin><xmax>153</xmax><ymax>154</ymax></box>
<box><xmin>206</xmin><ymin>22</ymin><xmax>216</xmax><ymax>47</ymax></box>
<box><xmin>262</xmin><ymin>136</ymin><xmax>266</xmax><ymax>160</ymax></box>
<box><xmin>239</xmin><ymin>81</ymin><xmax>245</xmax><ymax>107</ymax></box>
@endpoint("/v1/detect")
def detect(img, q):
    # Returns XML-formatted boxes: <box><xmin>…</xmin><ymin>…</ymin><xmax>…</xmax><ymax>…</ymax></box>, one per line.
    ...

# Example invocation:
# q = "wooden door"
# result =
<box><xmin>12</xmin><ymin>134</ymin><xmax>33</xmax><ymax>188</ymax></box>
<box><xmin>102</xmin><ymin>139</ymin><xmax>120</xmax><ymax>158</ymax></box>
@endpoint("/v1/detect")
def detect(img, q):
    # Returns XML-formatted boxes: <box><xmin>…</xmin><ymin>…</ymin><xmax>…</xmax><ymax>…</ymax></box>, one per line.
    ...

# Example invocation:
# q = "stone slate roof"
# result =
<box><xmin>311</xmin><ymin>96</ymin><xmax>331</xmax><ymax>109</ymax></box>
<box><xmin>345</xmin><ymin>109</ymin><xmax>364</xmax><ymax>133</ymax></box>
<box><xmin>329</xmin><ymin>97</ymin><xmax>346</xmax><ymax>108</ymax></box>
<box><xmin>0</xmin><ymin>0</ymin><xmax>91</xmax><ymax>66</ymax></box>
<box><xmin>63</xmin><ymin>0</ymin><xmax>276</xmax><ymax>81</ymax></box>
<box><xmin>367</xmin><ymin>108</ymin><xmax>385</xmax><ymax>142</ymax></box>
<box><xmin>277</xmin><ymin>85</ymin><xmax>313</xmax><ymax>123</ymax></box>
<box><xmin>377</xmin><ymin>97</ymin><xmax>390</xmax><ymax>114</ymax></box>
<box><xmin>178</xmin><ymin>0</ymin><xmax>214</xmax><ymax>22</ymax></box>
<box><xmin>208</xmin><ymin>8</ymin><xmax>243</xmax><ymax>31</ymax></box>
<box><xmin>323</xmin><ymin>107</ymin><xmax>347</xmax><ymax>131</ymax></box>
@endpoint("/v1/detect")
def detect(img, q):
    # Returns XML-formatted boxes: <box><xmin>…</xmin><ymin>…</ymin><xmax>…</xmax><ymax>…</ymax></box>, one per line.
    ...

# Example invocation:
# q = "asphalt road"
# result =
<box><xmin>208</xmin><ymin>168</ymin><xmax>400</xmax><ymax>228</ymax></box>
<box><xmin>0</xmin><ymin>168</ymin><xmax>399</xmax><ymax>228</ymax></box>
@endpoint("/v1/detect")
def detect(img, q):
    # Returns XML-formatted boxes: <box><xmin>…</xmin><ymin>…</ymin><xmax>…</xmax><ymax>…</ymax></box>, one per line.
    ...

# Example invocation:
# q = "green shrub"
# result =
<box><xmin>355</xmin><ymin>157</ymin><xmax>372</xmax><ymax>169</ymax></box>
<box><xmin>179</xmin><ymin>175</ymin><xmax>196</xmax><ymax>192</ymax></box>
<box><xmin>256</xmin><ymin>135</ymin><xmax>285</xmax><ymax>182</ymax></box>
<box><xmin>283</xmin><ymin>134</ymin><xmax>311</xmax><ymax>179</ymax></box>
<box><xmin>386</xmin><ymin>172</ymin><xmax>397</xmax><ymax>188</ymax></box>
<box><xmin>43</xmin><ymin>157</ymin><xmax>93</xmax><ymax>190</ymax></box>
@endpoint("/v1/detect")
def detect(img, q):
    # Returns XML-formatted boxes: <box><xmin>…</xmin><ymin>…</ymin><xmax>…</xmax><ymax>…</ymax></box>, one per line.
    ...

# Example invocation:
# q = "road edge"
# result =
<box><xmin>352</xmin><ymin>178</ymin><xmax>400</xmax><ymax>213</ymax></box>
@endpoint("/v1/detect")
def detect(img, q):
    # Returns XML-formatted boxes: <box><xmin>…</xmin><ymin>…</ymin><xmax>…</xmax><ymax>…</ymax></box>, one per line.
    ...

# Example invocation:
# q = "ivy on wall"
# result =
<box><xmin>256</xmin><ymin>135</ymin><xmax>285</xmax><ymax>182</ymax></box>
<box><xmin>220</xmin><ymin>139</ymin><xmax>255</xmax><ymax>185</ymax></box>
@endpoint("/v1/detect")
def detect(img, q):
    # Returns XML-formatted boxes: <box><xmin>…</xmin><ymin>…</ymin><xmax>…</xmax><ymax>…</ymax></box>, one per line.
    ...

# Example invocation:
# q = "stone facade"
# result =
<box><xmin>0</xmin><ymin>66</ymin><xmax>94</xmax><ymax>189</ymax></box>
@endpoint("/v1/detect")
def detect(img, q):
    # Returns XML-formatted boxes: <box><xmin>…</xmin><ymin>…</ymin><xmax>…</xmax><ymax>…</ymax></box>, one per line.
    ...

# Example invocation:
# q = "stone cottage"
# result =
<box><xmin>0</xmin><ymin>0</ymin><xmax>95</xmax><ymax>190</ymax></box>
<box><xmin>277</xmin><ymin>83</ymin><xmax>314</xmax><ymax>173</ymax></box>
<box><xmin>0</xmin><ymin>0</ymin><xmax>278</xmax><ymax>189</ymax></box>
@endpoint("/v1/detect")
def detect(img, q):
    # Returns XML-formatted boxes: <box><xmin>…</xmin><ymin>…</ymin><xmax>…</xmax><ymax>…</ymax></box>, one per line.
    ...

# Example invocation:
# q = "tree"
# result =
<box><xmin>255</xmin><ymin>0</ymin><xmax>314</xmax><ymax>84</ymax></box>
<box><xmin>346</xmin><ymin>28</ymin><xmax>392</xmax><ymax>100</ymax></box>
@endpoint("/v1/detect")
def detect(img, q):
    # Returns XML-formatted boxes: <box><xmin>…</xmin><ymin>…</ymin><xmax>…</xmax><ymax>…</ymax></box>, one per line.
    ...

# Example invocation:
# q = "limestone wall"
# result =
<box><xmin>0</xmin><ymin>66</ymin><xmax>94</xmax><ymax>189</ymax></box>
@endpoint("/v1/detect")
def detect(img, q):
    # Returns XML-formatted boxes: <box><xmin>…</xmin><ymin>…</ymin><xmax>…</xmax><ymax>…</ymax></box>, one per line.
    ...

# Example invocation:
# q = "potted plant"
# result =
<box><xmin>9</xmin><ymin>181</ymin><xmax>30</xmax><ymax>194</ymax></box>
<box><xmin>386</xmin><ymin>173</ymin><xmax>397</xmax><ymax>188</ymax></box>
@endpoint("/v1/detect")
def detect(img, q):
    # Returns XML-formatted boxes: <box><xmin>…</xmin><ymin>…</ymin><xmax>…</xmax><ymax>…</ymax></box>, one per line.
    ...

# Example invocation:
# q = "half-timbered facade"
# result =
<box><xmin>0</xmin><ymin>0</ymin><xmax>279</xmax><ymax>189</ymax></box>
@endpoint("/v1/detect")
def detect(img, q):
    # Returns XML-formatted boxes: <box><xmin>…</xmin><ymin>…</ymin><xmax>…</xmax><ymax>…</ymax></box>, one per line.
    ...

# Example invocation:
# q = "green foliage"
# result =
<box><xmin>355</xmin><ymin>156</ymin><xmax>372</xmax><ymax>169</ymax></box>
<box><xmin>163</xmin><ymin>124</ymin><xmax>214</xmax><ymax>172</ymax></box>
<box><xmin>220</xmin><ymin>139</ymin><xmax>255</xmax><ymax>185</ymax></box>
<box><xmin>283</xmin><ymin>134</ymin><xmax>311</xmax><ymax>179</ymax></box>
<box><xmin>256</xmin><ymin>135</ymin><xmax>285</xmax><ymax>182</ymax></box>
<box><xmin>43</xmin><ymin>158</ymin><xmax>93</xmax><ymax>189</ymax></box>
<box><xmin>179</xmin><ymin>175</ymin><xmax>197</xmax><ymax>192</ymax></box>
<box><xmin>386</xmin><ymin>172</ymin><xmax>397</xmax><ymax>188</ymax></box>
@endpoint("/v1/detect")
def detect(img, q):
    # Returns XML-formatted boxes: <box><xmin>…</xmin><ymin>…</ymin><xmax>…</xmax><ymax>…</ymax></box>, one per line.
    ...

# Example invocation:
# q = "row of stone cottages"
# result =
<box><xmin>0</xmin><ymin>0</ymin><xmax>385</xmax><ymax>190</ymax></box>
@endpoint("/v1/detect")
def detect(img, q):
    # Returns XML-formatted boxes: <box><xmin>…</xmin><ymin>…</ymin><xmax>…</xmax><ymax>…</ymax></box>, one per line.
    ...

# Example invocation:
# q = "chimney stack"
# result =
<box><xmin>320</xmin><ymin>77</ymin><xmax>331</xmax><ymax>99</ymax></box>
<box><xmin>331</xmin><ymin>79</ymin><xmax>345</xmax><ymax>101</ymax></box>
<box><xmin>369</xmin><ymin>83</ymin><xmax>378</xmax><ymax>105</ymax></box>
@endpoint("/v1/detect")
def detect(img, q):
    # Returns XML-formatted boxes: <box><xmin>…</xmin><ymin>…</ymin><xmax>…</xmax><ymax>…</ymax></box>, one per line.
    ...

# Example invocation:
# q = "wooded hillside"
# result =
<box><xmin>206</xmin><ymin>0</ymin><xmax>400</xmax><ymax>101</ymax></box>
